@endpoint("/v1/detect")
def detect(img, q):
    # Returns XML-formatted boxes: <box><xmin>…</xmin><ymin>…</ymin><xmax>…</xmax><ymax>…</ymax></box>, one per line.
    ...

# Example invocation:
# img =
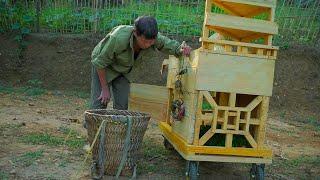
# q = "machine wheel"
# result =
<box><xmin>186</xmin><ymin>161</ymin><xmax>199</xmax><ymax>180</ymax></box>
<box><xmin>250</xmin><ymin>163</ymin><xmax>265</xmax><ymax>180</ymax></box>
<box><xmin>163</xmin><ymin>137</ymin><xmax>174</xmax><ymax>150</ymax></box>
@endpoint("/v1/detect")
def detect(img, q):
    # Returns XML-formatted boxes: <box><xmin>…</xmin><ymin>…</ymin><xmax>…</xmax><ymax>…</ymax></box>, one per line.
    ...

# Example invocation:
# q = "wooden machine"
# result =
<box><xmin>129</xmin><ymin>0</ymin><xmax>278</xmax><ymax>179</ymax></box>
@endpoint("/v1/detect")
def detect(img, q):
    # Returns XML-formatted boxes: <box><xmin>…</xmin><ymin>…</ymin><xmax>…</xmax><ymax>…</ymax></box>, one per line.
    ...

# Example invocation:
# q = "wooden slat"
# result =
<box><xmin>215</xmin><ymin>129</ymin><xmax>246</xmax><ymax>135</ymax></box>
<box><xmin>214</xmin><ymin>0</ymin><xmax>276</xmax><ymax>9</ymax></box>
<box><xmin>185</xmin><ymin>154</ymin><xmax>272</xmax><ymax>164</ymax></box>
<box><xmin>245</xmin><ymin>112</ymin><xmax>251</xmax><ymax>131</ymax></box>
<box><xmin>245</xmin><ymin>132</ymin><xmax>258</xmax><ymax>148</ymax></box>
<box><xmin>226</xmin><ymin>134</ymin><xmax>233</xmax><ymax>148</ymax></box>
<box><xmin>193</xmin><ymin>91</ymin><xmax>204</xmax><ymax>145</ymax></box>
<box><xmin>235</xmin><ymin>111</ymin><xmax>240</xmax><ymax>130</ymax></box>
<box><xmin>201</xmin><ymin>38</ymin><xmax>279</xmax><ymax>50</ymax></box>
<box><xmin>199</xmin><ymin>127</ymin><xmax>215</xmax><ymax>146</ymax></box>
<box><xmin>246</xmin><ymin>96</ymin><xmax>263</xmax><ymax>111</ymax></box>
<box><xmin>202</xmin><ymin>91</ymin><xmax>218</xmax><ymax>108</ymax></box>
<box><xmin>255</xmin><ymin>97</ymin><xmax>269</xmax><ymax>147</ymax></box>
<box><xmin>229</xmin><ymin>93</ymin><xmax>236</xmax><ymax>107</ymax></box>
<box><xmin>205</xmin><ymin>13</ymin><xmax>278</xmax><ymax>35</ymax></box>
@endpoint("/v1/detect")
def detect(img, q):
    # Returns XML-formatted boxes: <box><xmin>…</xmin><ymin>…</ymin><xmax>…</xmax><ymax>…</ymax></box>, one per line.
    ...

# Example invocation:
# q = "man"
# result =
<box><xmin>90</xmin><ymin>16</ymin><xmax>191</xmax><ymax>110</ymax></box>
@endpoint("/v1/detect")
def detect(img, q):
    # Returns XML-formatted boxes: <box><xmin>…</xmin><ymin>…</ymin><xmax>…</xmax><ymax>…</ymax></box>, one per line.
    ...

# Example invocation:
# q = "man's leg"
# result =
<box><xmin>90</xmin><ymin>65</ymin><xmax>108</xmax><ymax>109</ymax></box>
<box><xmin>111</xmin><ymin>75</ymin><xmax>130</xmax><ymax>110</ymax></box>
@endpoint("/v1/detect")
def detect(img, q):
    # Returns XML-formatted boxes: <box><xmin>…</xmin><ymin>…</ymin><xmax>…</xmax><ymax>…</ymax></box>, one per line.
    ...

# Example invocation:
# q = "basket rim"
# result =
<box><xmin>84</xmin><ymin>109</ymin><xmax>151</xmax><ymax>118</ymax></box>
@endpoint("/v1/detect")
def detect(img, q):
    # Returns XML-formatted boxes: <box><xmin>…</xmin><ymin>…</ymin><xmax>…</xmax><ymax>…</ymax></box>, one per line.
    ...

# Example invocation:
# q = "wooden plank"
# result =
<box><xmin>215</xmin><ymin>0</ymin><xmax>276</xmax><ymax>8</ymax></box>
<box><xmin>202</xmin><ymin>48</ymin><xmax>276</xmax><ymax>60</ymax></box>
<box><xmin>190</xmin><ymin>144</ymin><xmax>272</xmax><ymax>157</ymax></box>
<box><xmin>246</xmin><ymin>96</ymin><xmax>263</xmax><ymax>111</ymax></box>
<box><xmin>205</xmin><ymin>13</ymin><xmax>278</xmax><ymax>35</ymax></box>
<box><xmin>184</xmin><ymin>154</ymin><xmax>272</xmax><ymax>164</ymax></box>
<box><xmin>222</xmin><ymin>110</ymin><xmax>228</xmax><ymax>130</ymax></box>
<box><xmin>129</xmin><ymin>83</ymin><xmax>168</xmax><ymax>121</ymax></box>
<box><xmin>218</xmin><ymin>106</ymin><xmax>247</xmax><ymax>111</ymax></box>
<box><xmin>215</xmin><ymin>129</ymin><xmax>246</xmax><ymax>135</ymax></box>
<box><xmin>213</xmin><ymin>1</ymin><xmax>242</xmax><ymax>16</ymax></box>
<box><xmin>235</xmin><ymin>111</ymin><xmax>240</xmax><ymax>130</ymax></box>
<box><xmin>201</xmin><ymin>38</ymin><xmax>279</xmax><ymax>50</ymax></box>
<box><xmin>203</xmin><ymin>91</ymin><xmax>218</xmax><ymax>108</ymax></box>
<box><xmin>211</xmin><ymin>0</ymin><xmax>272</xmax><ymax>19</ymax></box>
<box><xmin>166</xmin><ymin>89</ymin><xmax>174</xmax><ymax>124</ymax></box>
<box><xmin>199</xmin><ymin>127</ymin><xmax>215</xmax><ymax>146</ymax></box>
<box><xmin>202</xmin><ymin>0</ymin><xmax>212</xmax><ymax>39</ymax></box>
<box><xmin>172</xmin><ymin>91</ymin><xmax>198</xmax><ymax>144</ymax></box>
<box><xmin>211</xmin><ymin>108</ymin><xmax>219</xmax><ymax>130</ymax></box>
<box><xmin>226</xmin><ymin>133</ymin><xmax>233</xmax><ymax>148</ymax></box>
<box><xmin>245</xmin><ymin>112</ymin><xmax>251</xmax><ymax>131</ymax></box>
<box><xmin>196</xmin><ymin>51</ymin><xmax>275</xmax><ymax>96</ymax></box>
<box><xmin>229</xmin><ymin>93</ymin><xmax>236</xmax><ymax>107</ymax></box>
<box><xmin>245</xmin><ymin>132</ymin><xmax>258</xmax><ymax>148</ymax></box>
<box><xmin>166</xmin><ymin>56</ymin><xmax>179</xmax><ymax>88</ymax></box>
<box><xmin>193</xmin><ymin>91</ymin><xmax>204</xmax><ymax>145</ymax></box>
<box><xmin>255</xmin><ymin>96</ymin><xmax>269</xmax><ymax>147</ymax></box>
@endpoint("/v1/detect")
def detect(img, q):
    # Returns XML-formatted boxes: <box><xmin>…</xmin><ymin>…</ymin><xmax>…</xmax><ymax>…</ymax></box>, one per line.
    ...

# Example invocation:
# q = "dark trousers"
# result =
<box><xmin>90</xmin><ymin>66</ymin><xmax>130</xmax><ymax>110</ymax></box>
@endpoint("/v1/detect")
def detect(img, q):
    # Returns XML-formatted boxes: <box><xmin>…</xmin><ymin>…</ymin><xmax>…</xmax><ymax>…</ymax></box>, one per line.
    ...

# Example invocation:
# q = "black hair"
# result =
<box><xmin>134</xmin><ymin>16</ymin><xmax>158</xmax><ymax>39</ymax></box>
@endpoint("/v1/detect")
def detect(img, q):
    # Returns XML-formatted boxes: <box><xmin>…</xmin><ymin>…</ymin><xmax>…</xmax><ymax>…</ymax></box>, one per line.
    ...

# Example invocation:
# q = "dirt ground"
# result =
<box><xmin>0</xmin><ymin>33</ymin><xmax>320</xmax><ymax>179</ymax></box>
<box><xmin>0</xmin><ymin>91</ymin><xmax>319</xmax><ymax>179</ymax></box>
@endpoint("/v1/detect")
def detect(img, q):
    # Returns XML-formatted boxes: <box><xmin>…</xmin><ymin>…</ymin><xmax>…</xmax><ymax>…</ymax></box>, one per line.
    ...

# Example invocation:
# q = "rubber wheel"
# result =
<box><xmin>250</xmin><ymin>164</ymin><xmax>265</xmax><ymax>180</ymax></box>
<box><xmin>163</xmin><ymin>137</ymin><xmax>174</xmax><ymax>150</ymax></box>
<box><xmin>186</xmin><ymin>161</ymin><xmax>199</xmax><ymax>180</ymax></box>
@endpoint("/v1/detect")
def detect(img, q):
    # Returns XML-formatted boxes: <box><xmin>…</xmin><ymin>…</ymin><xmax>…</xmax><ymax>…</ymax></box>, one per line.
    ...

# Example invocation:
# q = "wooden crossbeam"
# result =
<box><xmin>193</xmin><ymin>91</ymin><xmax>204</xmax><ymax>145</ymax></box>
<box><xmin>199</xmin><ymin>127</ymin><xmax>215</xmax><ymax>146</ymax></box>
<box><xmin>201</xmin><ymin>38</ymin><xmax>279</xmax><ymax>50</ymax></box>
<box><xmin>246</xmin><ymin>96</ymin><xmax>263</xmax><ymax>111</ymax></box>
<box><xmin>202</xmin><ymin>91</ymin><xmax>218</xmax><ymax>108</ymax></box>
<box><xmin>226</xmin><ymin>133</ymin><xmax>233</xmax><ymax>148</ymax></box>
<box><xmin>245</xmin><ymin>112</ymin><xmax>251</xmax><ymax>131</ymax></box>
<box><xmin>214</xmin><ymin>0</ymin><xmax>276</xmax><ymax>8</ymax></box>
<box><xmin>205</xmin><ymin>13</ymin><xmax>278</xmax><ymax>35</ymax></box>
<box><xmin>245</xmin><ymin>132</ymin><xmax>258</xmax><ymax>148</ymax></box>
<box><xmin>235</xmin><ymin>111</ymin><xmax>240</xmax><ymax>130</ymax></box>
<box><xmin>213</xmin><ymin>1</ymin><xmax>242</xmax><ymax>16</ymax></box>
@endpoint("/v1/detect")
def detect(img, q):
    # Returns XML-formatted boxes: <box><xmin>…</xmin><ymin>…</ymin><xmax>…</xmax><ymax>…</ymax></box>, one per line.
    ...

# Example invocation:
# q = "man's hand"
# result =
<box><xmin>180</xmin><ymin>41</ymin><xmax>192</xmax><ymax>56</ymax></box>
<box><xmin>98</xmin><ymin>86</ymin><xmax>111</xmax><ymax>105</ymax></box>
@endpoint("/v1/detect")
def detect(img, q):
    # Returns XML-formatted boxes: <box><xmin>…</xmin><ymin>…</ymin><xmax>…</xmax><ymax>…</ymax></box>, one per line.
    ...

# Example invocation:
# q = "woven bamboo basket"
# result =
<box><xmin>84</xmin><ymin>109</ymin><xmax>151</xmax><ymax>177</ymax></box>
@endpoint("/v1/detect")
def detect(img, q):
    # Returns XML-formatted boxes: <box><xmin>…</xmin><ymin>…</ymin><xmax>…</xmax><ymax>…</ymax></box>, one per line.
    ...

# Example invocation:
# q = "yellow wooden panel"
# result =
<box><xmin>195</xmin><ymin>50</ymin><xmax>275</xmax><ymax>96</ymax></box>
<box><xmin>172</xmin><ymin>91</ymin><xmax>198</xmax><ymax>144</ymax></box>
<box><xmin>206</xmin><ymin>13</ymin><xmax>278</xmax><ymax>35</ymax></box>
<box><xmin>129</xmin><ymin>83</ymin><xmax>168</xmax><ymax>121</ymax></box>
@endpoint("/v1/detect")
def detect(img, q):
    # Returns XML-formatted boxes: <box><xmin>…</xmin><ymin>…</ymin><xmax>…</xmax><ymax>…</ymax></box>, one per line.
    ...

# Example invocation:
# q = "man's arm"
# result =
<box><xmin>91</xmin><ymin>36</ymin><xmax>117</xmax><ymax>104</ymax></box>
<box><xmin>155</xmin><ymin>33</ymin><xmax>191</xmax><ymax>57</ymax></box>
<box><xmin>96</xmin><ymin>68</ymin><xmax>110</xmax><ymax>105</ymax></box>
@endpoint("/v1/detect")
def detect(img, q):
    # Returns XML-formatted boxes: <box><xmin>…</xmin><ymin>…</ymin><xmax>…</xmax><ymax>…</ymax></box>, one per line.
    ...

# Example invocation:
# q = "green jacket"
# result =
<box><xmin>91</xmin><ymin>25</ymin><xmax>182</xmax><ymax>83</ymax></box>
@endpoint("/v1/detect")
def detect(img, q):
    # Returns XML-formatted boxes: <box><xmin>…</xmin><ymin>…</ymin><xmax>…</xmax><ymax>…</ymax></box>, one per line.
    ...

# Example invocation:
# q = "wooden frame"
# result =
<box><xmin>202</xmin><ymin>0</ymin><xmax>278</xmax><ymax>59</ymax></box>
<box><xmin>160</xmin><ymin>122</ymin><xmax>272</xmax><ymax>163</ymax></box>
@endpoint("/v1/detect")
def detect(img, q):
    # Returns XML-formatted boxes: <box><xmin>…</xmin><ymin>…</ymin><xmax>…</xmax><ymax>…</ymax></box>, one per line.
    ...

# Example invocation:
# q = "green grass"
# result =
<box><xmin>13</xmin><ymin>149</ymin><xmax>44</xmax><ymax>167</ymax></box>
<box><xmin>282</xmin><ymin>155</ymin><xmax>320</xmax><ymax>168</ymax></box>
<box><xmin>0</xmin><ymin>80</ymin><xmax>47</xmax><ymax>96</ymax></box>
<box><xmin>307</xmin><ymin>117</ymin><xmax>320</xmax><ymax>132</ymax></box>
<box><xmin>0</xmin><ymin>171</ymin><xmax>9</xmax><ymax>180</ymax></box>
<box><xmin>21</xmin><ymin>132</ymin><xmax>85</xmax><ymax>149</ymax></box>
